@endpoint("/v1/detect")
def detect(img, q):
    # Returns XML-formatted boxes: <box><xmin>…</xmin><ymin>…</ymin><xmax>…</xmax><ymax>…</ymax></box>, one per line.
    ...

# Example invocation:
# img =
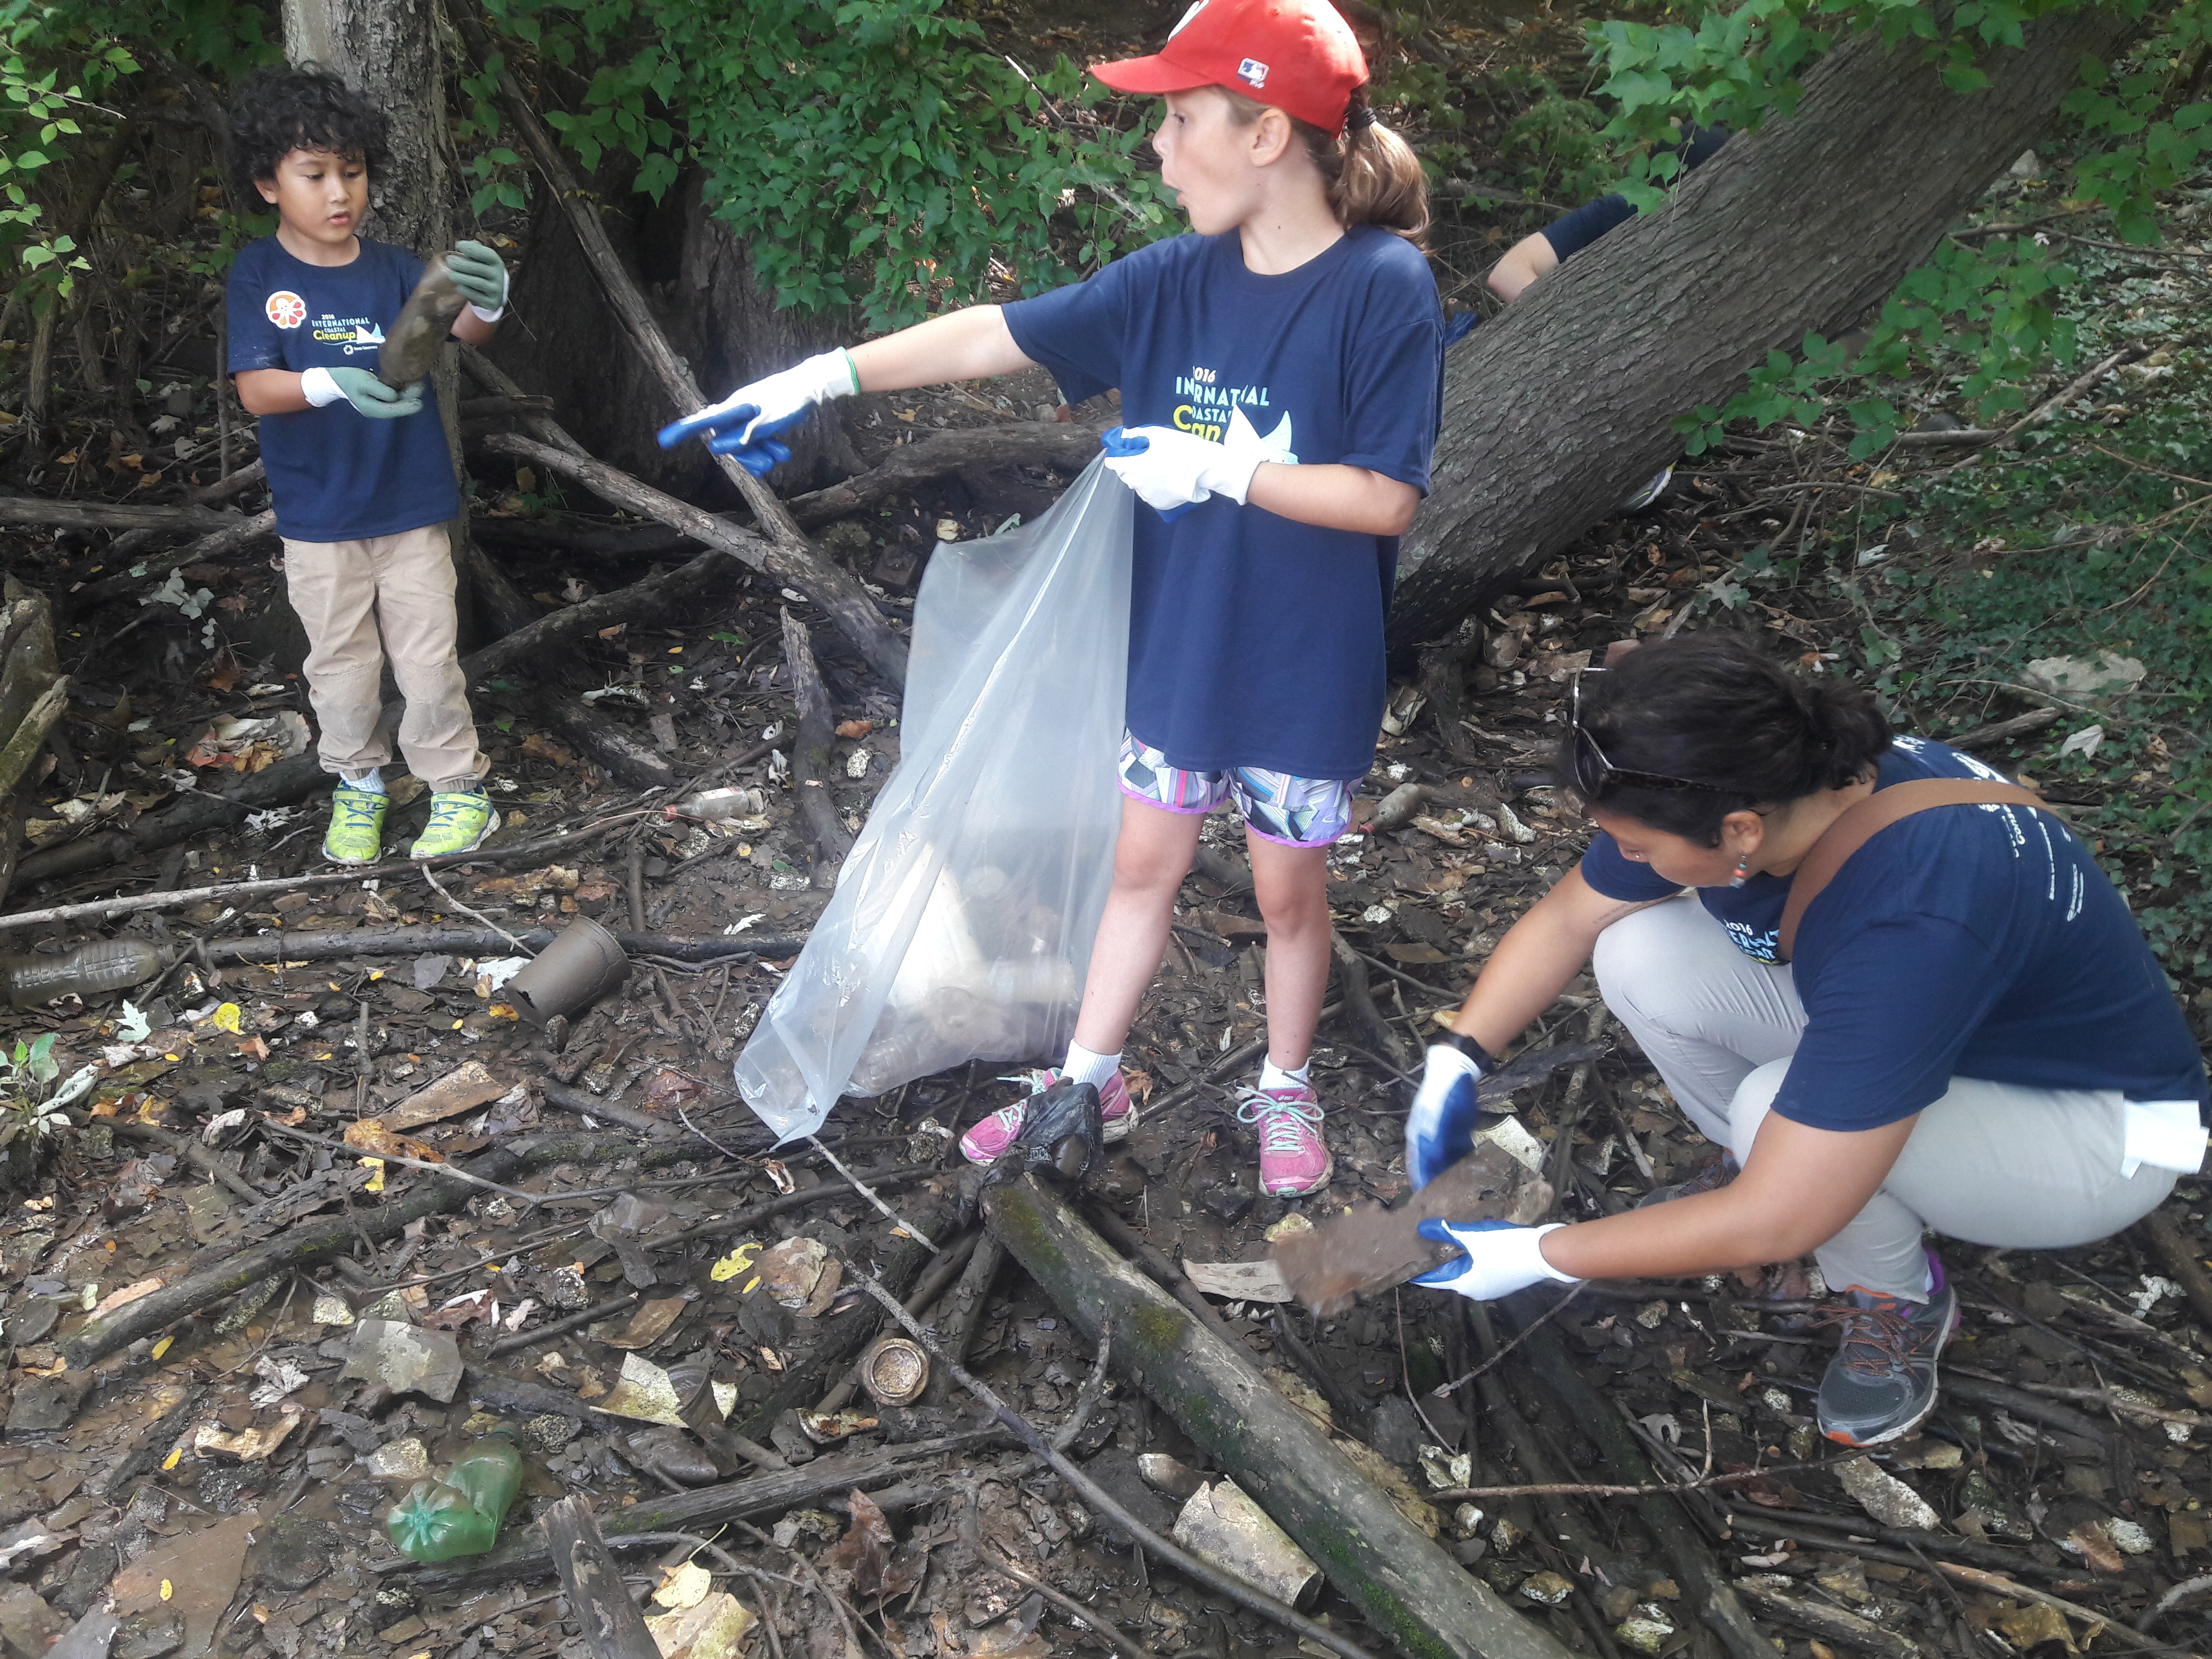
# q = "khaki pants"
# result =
<box><xmin>1593</xmin><ymin>894</ymin><xmax>2181</xmax><ymax>1298</ymax></box>
<box><xmin>282</xmin><ymin>524</ymin><xmax>485</xmax><ymax>794</ymax></box>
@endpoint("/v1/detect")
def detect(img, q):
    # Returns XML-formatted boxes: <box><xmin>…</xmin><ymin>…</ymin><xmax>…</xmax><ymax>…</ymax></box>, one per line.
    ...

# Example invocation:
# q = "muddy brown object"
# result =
<box><xmin>857</xmin><ymin>1336</ymin><xmax>928</xmax><ymax>1406</ymax></box>
<box><xmin>379</xmin><ymin>253</ymin><xmax>467</xmax><ymax>387</ymax></box>
<box><xmin>501</xmin><ymin>917</ymin><xmax>631</xmax><ymax>1025</ymax></box>
<box><xmin>1271</xmin><ymin>1139</ymin><xmax>1552</xmax><ymax>1316</ymax></box>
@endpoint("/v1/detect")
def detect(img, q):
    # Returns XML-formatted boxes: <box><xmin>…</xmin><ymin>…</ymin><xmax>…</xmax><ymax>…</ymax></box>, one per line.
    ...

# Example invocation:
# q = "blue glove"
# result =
<box><xmin>1406</xmin><ymin>1042</ymin><xmax>1485</xmax><ymax>1190</ymax></box>
<box><xmin>1100</xmin><ymin>427</ymin><xmax>1196</xmax><ymax>522</ymax></box>
<box><xmin>446</xmin><ymin>240</ymin><xmax>510</xmax><ymax>314</ymax></box>
<box><xmin>657</xmin><ymin>350</ymin><xmax>858</xmax><ymax>476</ymax></box>
<box><xmin>1411</xmin><ymin>1219</ymin><xmax>1578</xmax><ymax>1302</ymax></box>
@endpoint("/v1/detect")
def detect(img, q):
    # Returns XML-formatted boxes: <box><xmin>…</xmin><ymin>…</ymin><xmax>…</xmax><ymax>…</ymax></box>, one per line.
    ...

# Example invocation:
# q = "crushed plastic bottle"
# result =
<box><xmin>666</xmin><ymin>787</ymin><xmax>767</xmax><ymax>822</ymax></box>
<box><xmin>385</xmin><ymin>1438</ymin><xmax>522</xmax><ymax>1561</ymax></box>
<box><xmin>3</xmin><ymin>939</ymin><xmax>164</xmax><ymax>1010</ymax></box>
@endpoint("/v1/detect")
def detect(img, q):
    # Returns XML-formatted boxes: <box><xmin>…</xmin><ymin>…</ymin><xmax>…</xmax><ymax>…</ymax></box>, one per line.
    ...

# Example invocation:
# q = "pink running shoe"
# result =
<box><xmin>1236</xmin><ymin>1085</ymin><xmax>1333</xmax><ymax>1197</ymax></box>
<box><xmin>959</xmin><ymin>1068</ymin><xmax>1135</xmax><ymax>1165</ymax></box>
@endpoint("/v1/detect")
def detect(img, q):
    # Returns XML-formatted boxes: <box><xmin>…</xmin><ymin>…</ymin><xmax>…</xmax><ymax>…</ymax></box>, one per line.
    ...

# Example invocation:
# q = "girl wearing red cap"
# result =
<box><xmin>663</xmin><ymin>0</ymin><xmax>1440</xmax><ymax>1198</ymax></box>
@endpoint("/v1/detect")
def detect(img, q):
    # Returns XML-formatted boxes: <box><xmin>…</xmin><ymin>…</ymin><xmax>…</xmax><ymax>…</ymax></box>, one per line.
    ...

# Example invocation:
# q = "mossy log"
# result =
<box><xmin>982</xmin><ymin>1174</ymin><xmax>1573</xmax><ymax>1659</ymax></box>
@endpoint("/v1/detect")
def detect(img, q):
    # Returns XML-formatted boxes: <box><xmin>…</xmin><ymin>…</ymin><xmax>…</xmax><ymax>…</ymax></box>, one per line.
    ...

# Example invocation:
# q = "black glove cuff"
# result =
<box><xmin>1437</xmin><ymin>1029</ymin><xmax>1497</xmax><ymax>1071</ymax></box>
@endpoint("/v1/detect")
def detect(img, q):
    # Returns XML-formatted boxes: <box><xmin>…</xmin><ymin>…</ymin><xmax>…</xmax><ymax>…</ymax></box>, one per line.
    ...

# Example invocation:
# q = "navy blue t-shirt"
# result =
<box><xmin>1542</xmin><ymin>127</ymin><xmax>1731</xmax><ymax>263</ymax></box>
<box><xmin>1003</xmin><ymin>227</ymin><xmax>1443</xmax><ymax>780</ymax></box>
<box><xmin>226</xmin><ymin>236</ymin><xmax>459</xmax><ymax>543</ymax></box>
<box><xmin>1581</xmin><ymin>736</ymin><xmax>2210</xmax><ymax>1130</ymax></box>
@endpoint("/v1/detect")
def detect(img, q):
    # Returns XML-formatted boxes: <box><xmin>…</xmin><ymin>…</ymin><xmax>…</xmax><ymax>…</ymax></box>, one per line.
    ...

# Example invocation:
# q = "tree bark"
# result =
<box><xmin>786</xmin><ymin>421</ymin><xmax>1104</xmax><ymax>530</ymax></box>
<box><xmin>0</xmin><ymin>593</ymin><xmax>66</xmax><ymax>909</ymax></box>
<box><xmin>1387</xmin><ymin>8</ymin><xmax>2140</xmax><ymax>649</ymax></box>
<box><xmin>778</xmin><ymin>607</ymin><xmax>853</xmax><ymax>885</ymax></box>
<box><xmin>541</xmin><ymin>1498</ymin><xmax>663</xmax><ymax>1659</ymax></box>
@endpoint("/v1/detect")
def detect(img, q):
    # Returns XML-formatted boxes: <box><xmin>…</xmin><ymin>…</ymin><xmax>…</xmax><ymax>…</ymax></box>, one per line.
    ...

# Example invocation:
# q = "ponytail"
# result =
<box><xmin>1216</xmin><ymin>84</ymin><xmax>1431</xmax><ymax>246</ymax></box>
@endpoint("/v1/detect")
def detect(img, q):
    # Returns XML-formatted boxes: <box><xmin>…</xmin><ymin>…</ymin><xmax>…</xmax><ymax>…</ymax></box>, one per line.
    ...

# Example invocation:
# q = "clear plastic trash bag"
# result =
<box><xmin>734</xmin><ymin>457</ymin><xmax>1132</xmax><ymax>1141</ymax></box>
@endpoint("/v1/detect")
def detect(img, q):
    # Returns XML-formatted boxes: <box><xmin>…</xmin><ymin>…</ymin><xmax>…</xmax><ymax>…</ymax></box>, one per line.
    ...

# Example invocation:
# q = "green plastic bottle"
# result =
<box><xmin>385</xmin><ymin>1439</ymin><xmax>524</xmax><ymax>1561</ymax></box>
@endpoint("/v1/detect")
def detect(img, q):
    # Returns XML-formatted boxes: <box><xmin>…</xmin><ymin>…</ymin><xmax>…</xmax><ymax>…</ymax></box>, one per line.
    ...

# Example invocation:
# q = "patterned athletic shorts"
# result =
<box><xmin>1117</xmin><ymin>731</ymin><xmax>1357</xmax><ymax>848</ymax></box>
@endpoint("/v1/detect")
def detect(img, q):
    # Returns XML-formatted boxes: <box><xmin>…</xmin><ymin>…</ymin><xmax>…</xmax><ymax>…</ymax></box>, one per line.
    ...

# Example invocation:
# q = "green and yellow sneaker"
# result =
<box><xmin>324</xmin><ymin>783</ymin><xmax>388</xmax><ymax>866</ymax></box>
<box><xmin>410</xmin><ymin>789</ymin><xmax>499</xmax><ymax>859</ymax></box>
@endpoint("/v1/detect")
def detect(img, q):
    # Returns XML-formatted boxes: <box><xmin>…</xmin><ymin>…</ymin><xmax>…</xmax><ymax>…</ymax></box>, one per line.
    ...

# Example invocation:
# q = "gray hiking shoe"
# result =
<box><xmin>1816</xmin><ymin>1252</ymin><xmax>1959</xmax><ymax>1447</ymax></box>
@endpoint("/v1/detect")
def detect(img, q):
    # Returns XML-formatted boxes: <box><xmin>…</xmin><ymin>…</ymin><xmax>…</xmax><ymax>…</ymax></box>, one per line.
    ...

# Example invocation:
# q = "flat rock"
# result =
<box><xmin>251</xmin><ymin>1514</ymin><xmax>338</xmax><ymax>1591</ymax></box>
<box><xmin>6</xmin><ymin>1372</ymin><xmax>92</xmax><ymax>1439</ymax></box>
<box><xmin>0</xmin><ymin>1586</ymin><xmax>65</xmax><ymax>1659</ymax></box>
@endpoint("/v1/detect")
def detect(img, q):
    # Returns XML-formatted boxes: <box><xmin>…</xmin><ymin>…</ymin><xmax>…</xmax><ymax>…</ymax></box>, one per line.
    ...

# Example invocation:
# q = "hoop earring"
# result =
<box><xmin>1729</xmin><ymin>857</ymin><xmax>1751</xmax><ymax>889</ymax></box>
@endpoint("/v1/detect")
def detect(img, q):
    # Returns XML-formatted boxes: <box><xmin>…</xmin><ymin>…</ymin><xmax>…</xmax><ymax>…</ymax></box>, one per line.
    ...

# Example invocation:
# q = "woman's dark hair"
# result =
<box><xmin>1555</xmin><ymin>632</ymin><xmax>1892</xmax><ymax>844</ymax></box>
<box><xmin>1217</xmin><ymin>83</ymin><xmax>1431</xmax><ymax>245</ymax></box>
<box><xmin>226</xmin><ymin>65</ymin><xmax>389</xmax><ymax>207</ymax></box>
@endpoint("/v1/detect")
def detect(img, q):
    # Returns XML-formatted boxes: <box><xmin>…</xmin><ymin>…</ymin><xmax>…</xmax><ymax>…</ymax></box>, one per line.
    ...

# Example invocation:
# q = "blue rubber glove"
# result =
<box><xmin>1406</xmin><ymin>1042</ymin><xmax>1485</xmax><ymax>1190</ymax></box>
<box><xmin>1411</xmin><ymin>1219</ymin><xmax>1579</xmax><ymax>1302</ymax></box>
<box><xmin>1100</xmin><ymin>427</ymin><xmax>1195</xmax><ymax>522</ymax></box>
<box><xmin>657</xmin><ymin>350</ymin><xmax>858</xmax><ymax>476</ymax></box>
<box><xmin>301</xmin><ymin>365</ymin><xmax>423</xmax><ymax>420</ymax></box>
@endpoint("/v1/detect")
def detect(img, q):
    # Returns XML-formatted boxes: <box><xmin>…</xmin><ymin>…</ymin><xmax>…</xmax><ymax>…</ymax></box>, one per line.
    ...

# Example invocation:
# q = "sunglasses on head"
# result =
<box><xmin>1568</xmin><ymin>669</ymin><xmax>1735</xmax><ymax>797</ymax></box>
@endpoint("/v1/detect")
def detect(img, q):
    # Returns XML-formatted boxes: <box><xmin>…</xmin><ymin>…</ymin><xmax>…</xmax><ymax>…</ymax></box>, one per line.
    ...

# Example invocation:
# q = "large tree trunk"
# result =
<box><xmin>1386</xmin><ymin>8</ymin><xmax>2138</xmax><ymax>651</ymax></box>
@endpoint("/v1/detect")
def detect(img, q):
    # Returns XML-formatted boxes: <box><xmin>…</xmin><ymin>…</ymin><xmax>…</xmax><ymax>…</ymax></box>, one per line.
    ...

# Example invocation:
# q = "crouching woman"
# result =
<box><xmin>1405</xmin><ymin>632</ymin><xmax>2208</xmax><ymax>1446</ymax></box>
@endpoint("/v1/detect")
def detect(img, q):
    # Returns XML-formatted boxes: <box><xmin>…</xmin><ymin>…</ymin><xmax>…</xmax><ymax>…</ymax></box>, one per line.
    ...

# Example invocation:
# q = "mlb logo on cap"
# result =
<box><xmin>1237</xmin><ymin>57</ymin><xmax>1268</xmax><ymax>87</ymax></box>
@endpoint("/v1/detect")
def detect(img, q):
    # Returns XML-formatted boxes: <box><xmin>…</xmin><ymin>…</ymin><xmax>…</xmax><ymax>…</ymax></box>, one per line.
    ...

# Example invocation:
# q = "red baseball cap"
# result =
<box><xmin>1090</xmin><ymin>0</ymin><xmax>1368</xmax><ymax>135</ymax></box>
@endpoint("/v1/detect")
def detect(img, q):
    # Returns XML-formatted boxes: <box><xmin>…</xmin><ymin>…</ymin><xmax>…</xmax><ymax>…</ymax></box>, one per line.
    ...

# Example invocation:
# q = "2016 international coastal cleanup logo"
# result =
<box><xmin>265</xmin><ymin>290</ymin><xmax>307</xmax><ymax>328</ymax></box>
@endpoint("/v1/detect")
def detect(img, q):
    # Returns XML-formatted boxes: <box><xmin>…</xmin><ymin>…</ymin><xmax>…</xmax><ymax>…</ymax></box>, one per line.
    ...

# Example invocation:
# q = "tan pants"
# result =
<box><xmin>282</xmin><ymin>524</ymin><xmax>485</xmax><ymax>794</ymax></box>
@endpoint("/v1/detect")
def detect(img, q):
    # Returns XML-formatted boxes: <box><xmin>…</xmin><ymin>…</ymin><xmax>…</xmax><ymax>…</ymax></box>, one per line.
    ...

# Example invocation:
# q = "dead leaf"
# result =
<box><xmin>824</xmin><ymin>1489</ymin><xmax>893</xmax><ymax>1597</ymax></box>
<box><xmin>2065</xmin><ymin>1520</ymin><xmax>2126</xmax><ymax>1574</ymax></box>
<box><xmin>1385</xmin><ymin>942</ymin><xmax>1447</xmax><ymax>964</ymax></box>
<box><xmin>381</xmin><ymin>1060</ymin><xmax>507</xmax><ymax>1132</ymax></box>
<box><xmin>601</xmin><ymin>1296</ymin><xmax>692</xmax><ymax>1351</ymax></box>
<box><xmin>341</xmin><ymin>1119</ymin><xmax>443</xmax><ymax>1163</ymax></box>
<box><xmin>834</xmin><ymin>719</ymin><xmax>874</xmax><ymax>739</ymax></box>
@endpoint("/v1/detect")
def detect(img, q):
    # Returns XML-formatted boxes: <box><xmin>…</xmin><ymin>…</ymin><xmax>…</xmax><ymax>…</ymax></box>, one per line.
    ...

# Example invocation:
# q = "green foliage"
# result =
<box><xmin>473</xmin><ymin>0</ymin><xmax>1172</xmax><ymax>329</ymax></box>
<box><xmin>1586</xmin><ymin>0</ymin><xmax>2212</xmax><ymax>453</ymax></box>
<box><xmin>0</xmin><ymin>1030</ymin><xmax>94</xmax><ymax>1187</ymax></box>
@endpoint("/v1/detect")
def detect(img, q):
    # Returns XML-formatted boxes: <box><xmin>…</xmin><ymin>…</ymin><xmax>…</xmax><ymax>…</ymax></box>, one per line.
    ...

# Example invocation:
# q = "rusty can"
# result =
<box><xmin>858</xmin><ymin>1335</ymin><xmax>929</xmax><ymax>1406</ymax></box>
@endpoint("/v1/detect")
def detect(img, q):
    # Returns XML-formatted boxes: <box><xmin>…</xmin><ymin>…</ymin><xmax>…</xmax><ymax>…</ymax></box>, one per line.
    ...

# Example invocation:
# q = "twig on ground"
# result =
<box><xmin>1051</xmin><ymin>1324</ymin><xmax>1115</xmax><ymax>1452</ymax></box>
<box><xmin>257</xmin><ymin>1118</ymin><xmax>545</xmax><ymax>1208</ymax></box>
<box><xmin>419</xmin><ymin>863</ymin><xmax>535</xmax><ymax>955</ymax></box>
<box><xmin>1427</xmin><ymin>1454</ymin><xmax>1858</xmax><ymax>1502</ymax></box>
<box><xmin>843</xmin><ymin>1269</ymin><xmax>1384</xmax><ymax>1659</ymax></box>
<box><xmin>809</xmin><ymin>1135</ymin><xmax>937</xmax><ymax>1251</ymax></box>
<box><xmin>1433</xmin><ymin>1280</ymin><xmax>1587</xmax><ymax>1395</ymax></box>
<box><xmin>724</xmin><ymin>1518</ymin><xmax>864</xmax><ymax>1658</ymax></box>
<box><xmin>983</xmin><ymin>1548</ymin><xmax>1163</xmax><ymax>1659</ymax></box>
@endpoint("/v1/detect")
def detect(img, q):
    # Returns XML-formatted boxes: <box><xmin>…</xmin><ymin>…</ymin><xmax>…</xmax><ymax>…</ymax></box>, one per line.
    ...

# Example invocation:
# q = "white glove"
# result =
<box><xmin>656</xmin><ymin>349</ymin><xmax>858</xmax><ymax>476</ymax></box>
<box><xmin>1411</xmin><ymin>1220</ymin><xmax>1580</xmax><ymax>1302</ymax></box>
<box><xmin>1102</xmin><ymin>424</ymin><xmax>1267</xmax><ymax>511</ymax></box>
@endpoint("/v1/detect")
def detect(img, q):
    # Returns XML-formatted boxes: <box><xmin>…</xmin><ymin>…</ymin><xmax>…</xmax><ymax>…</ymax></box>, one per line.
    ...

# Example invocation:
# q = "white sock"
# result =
<box><xmin>1061</xmin><ymin>1042</ymin><xmax>1120</xmax><ymax>1091</ymax></box>
<box><xmin>340</xmin><ymin>770</ymin><xmax>386</xmax><ymax>795</ymax></box>
<box><xmin>1258</xmin><ymin>1057</ymin><xmax>1312</xmax><ymax>1094</ymax></box>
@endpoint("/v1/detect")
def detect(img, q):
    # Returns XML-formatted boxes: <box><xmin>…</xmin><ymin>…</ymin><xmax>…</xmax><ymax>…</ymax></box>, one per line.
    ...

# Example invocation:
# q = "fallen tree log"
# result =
<box><xmin>982</xmin><ymin>1173</ymin><xmax>1573</xmax><ymax>1659</ymax></box>
<box><xmin>472</xmin><ymin>516</ymin><xmax>694</xmax><ymax>561</ymax></box>
<box><xmin>393</xmin><ymin>1429</ymin><xmax>1007</xmax><ymax>1592</ymax></box>
<box><xmin>0</xmin><ymin>496</ymin><xmax>243</xmax><ymax>534</ymax></box>
<box><xmin>464</xmin><ymin>29</ymin><xmax>907</xmax><ymax>689</ymax></box>
<box><xmin>786</xmin><ymin>421</ymin><xmax>1104</xmax><ymax>529</ymax></box>
<box><xmin>200</xmin><ymin>924</ymin><xmax>804</xmax><ymax>965</ymax></box>
<box><xmin>0</xmin><ymin>590</ymin><xmax>66</xmax><ymax>909</ymax></box>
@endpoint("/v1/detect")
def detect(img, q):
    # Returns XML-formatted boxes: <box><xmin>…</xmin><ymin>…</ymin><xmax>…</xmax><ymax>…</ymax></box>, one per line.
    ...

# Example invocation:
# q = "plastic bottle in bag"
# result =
<box><xmin>385</xmin><ymin>1438</ymin><xmax>522</xmax><ymax>1561</ymax></box>
<box><xmin>4</xmin><ymin>940</ymin><xmax>164</xmax><ymax>1010</ymax></box>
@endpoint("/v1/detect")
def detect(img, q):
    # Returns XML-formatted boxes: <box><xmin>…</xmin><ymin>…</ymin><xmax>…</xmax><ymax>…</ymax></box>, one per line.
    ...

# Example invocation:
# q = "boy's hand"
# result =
<box><xmin>302</xmin><ymin>367</ymin><xmax>424</xmax><ymax>420</ymax></box>
<box><xmin>447</xmin><ymin>241</ymin><xmax>510</xmax><ymax>315</ymax></box>
<box><xmin>656</xmin><ymin>350</ymin><xmax>859</xmax><ymax>476</ymax></box>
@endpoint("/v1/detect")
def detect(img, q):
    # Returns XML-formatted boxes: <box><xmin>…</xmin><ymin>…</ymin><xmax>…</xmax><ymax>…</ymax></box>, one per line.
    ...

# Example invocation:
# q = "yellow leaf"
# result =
<box><xmin>514</xmin><ymin>466</ymin><xmax>536</xmax><ymax>493</ymax></box>
<box><xmin>160</xmin><ymin>1581</ymin><xmax>173</xmax><ymax>1602</ymax></box>
<box><xmin>212</xmin><ymin>1002</ymin><xmax>242</xmax><ymax>1034</ymax></box>
<box><xmin>151</xmin><ymin>1336</ymin><xmax>173</xmax><ymax>1360</ymax></box>
<box><xmin>161</xmin><ymin>1446</ymin><xmax>182</xmax><ymax>1471</ymax></box>
<box><xmin>361</xmin><ymin>1157</ymin><xmax>386</xmax><ymax>1193</ymax></box>
<box><xmin>710</xmin><ymin>1243</ymin><xmax>762</xmax><ymax>1283</ymax></box>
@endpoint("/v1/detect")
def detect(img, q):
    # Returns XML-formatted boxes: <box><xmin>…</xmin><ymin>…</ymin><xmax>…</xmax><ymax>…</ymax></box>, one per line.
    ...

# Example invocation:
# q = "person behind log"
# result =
<box><xmin>1484</xmin><ymin>124</ymin><xmax>1728</xmax><ymax>511</ymax></box>
<box><xmin>660</xmin><ymin>0</ymin><xmax>1441</xmax><ymax>1197</ymax></box>
<box><xmin>225</xmin><ymin>66</ymin><xmax>512</xmax><ymax>864</ymax></box>
<box><xmin>1403</xmin><ymin>632</ymin><xmax>2208</xmax><ymax>1447</ymax></box>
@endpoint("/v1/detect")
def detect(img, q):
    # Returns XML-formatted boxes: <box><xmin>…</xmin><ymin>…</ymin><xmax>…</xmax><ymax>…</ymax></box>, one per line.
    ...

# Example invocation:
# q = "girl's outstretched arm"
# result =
<box><xmin>1246</xmin><ymin>462</ymin><xmax>1421</xmax><ymax>535</ymax></box>
<box><xmin>849</xmin><ymin>306</ymin><xmax>1037</xmax><ymax>392</ymax></box>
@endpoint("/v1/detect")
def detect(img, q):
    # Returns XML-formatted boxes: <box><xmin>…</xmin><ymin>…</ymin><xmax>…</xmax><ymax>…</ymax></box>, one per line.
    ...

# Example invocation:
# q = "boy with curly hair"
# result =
<box><xmin>226</xmin><ymin>64</ymin><xmax>510</xmax><ymax>862</ymax></box>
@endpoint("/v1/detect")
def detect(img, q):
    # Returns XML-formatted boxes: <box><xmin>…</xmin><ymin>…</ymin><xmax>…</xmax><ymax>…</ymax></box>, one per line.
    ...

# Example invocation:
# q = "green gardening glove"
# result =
<box><xmin>302</xmin><ymin>366</ymin><xmax>423</xmax><ymax>420</ymax></box>
<box><xmin>446</xmin><ymin>240</ymin><xmax>510</xmax><ymax>313</ymax></box>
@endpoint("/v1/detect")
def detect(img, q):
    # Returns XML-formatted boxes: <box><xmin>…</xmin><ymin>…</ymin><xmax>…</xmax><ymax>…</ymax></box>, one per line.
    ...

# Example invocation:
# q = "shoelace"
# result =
<box><xmin>332</xmin><ymin>791</ymin><xmax>383</xmax><ymax>829</ymax></box>
<box><xmin>1810</xmin><ymin>1298</ymin><xmax>1927</xmax><ymax>1378</ymax></box>
<box><xmin>1235</xmin><ymin>1088</ymin><xmax>1322</xmax><ymax>1155</ymax></box>
<box><xmin>424</xmin><ymin>795</ymin><xmax>486</xmax><ymax>834</ymax></box>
